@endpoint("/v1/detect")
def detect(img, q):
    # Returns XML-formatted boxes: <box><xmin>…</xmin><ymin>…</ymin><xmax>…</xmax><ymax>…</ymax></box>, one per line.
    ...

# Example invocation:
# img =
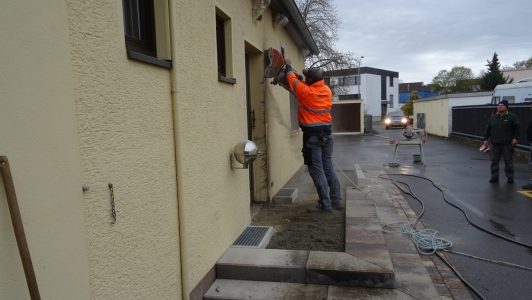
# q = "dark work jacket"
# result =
<box><xmin>484</xmin><ymin>112</ymin><xmax>520</xmax><ymax>144</ymax></box>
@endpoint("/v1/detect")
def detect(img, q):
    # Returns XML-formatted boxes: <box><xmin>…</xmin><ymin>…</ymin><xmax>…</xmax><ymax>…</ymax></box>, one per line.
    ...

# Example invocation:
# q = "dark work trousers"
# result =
<box><xmin>302</xmin><ymin>131</ymin><xmax>342</xmax><ymax>209</ymax></box>
<box><xmin>490</xmin><ymin>143</ymin><xmax>514</xmax><ymax>179</ymax></box>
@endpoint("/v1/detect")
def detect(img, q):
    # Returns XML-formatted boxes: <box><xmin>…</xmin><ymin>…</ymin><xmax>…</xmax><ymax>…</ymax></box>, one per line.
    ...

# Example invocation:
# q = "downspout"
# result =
<box><xmin>167</xmin><ymin>0</ymin><xmax>186</xmax><ymax>298</ymax></box>
<box><xmin>263</xmin><ymin>76</ymin><xmax>271</xmax><ymax>204</ymax></box>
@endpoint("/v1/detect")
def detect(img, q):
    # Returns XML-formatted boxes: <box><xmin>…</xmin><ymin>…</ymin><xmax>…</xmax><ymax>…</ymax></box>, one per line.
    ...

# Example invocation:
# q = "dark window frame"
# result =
<box><xmin>216</xmin><ymin>12</ymin><xmax>236</xmax><ymax>84</ymax></box>
<box><xmin>122</xmin><ymin>0</ymin><xmax>171</xmax><ymax>69</ymax></box>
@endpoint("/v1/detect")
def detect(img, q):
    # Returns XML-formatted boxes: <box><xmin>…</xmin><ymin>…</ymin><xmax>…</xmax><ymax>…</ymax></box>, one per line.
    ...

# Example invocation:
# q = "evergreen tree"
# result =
<box><xmin>480</xmin><ymin>52</ymin><xmax>513</xmax><ymax>90</ymax></box>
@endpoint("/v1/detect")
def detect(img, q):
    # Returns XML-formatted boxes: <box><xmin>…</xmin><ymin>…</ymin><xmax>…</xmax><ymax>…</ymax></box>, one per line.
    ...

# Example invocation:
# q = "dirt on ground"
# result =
<box><xmin>251</xmin><ymin>167</ymin><xmax>351</xmax><ymax>252</ymax></box>
<box><xmin>252</xmin><ymin>200</ymin><xmax>345</xmax><ymax>252</ymax></box>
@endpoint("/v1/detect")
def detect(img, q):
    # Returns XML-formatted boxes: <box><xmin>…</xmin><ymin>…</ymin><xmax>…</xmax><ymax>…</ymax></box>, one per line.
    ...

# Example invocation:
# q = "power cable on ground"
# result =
<box><xmin>376</xmin><ymin>173</ymin><xmax>532</xmax><ymax>300</ymax></box>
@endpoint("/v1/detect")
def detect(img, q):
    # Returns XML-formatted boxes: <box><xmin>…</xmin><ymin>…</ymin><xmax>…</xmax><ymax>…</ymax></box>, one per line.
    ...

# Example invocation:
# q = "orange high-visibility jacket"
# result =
<box><xmin>286</xmin><ymin>72</ymin><xmax>332</xmax><ymax>127</ymax></box>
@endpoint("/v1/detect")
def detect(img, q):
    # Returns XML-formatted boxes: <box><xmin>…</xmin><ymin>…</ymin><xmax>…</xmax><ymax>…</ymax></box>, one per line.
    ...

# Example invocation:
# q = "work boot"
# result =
<box><xmin>489</xmin><ymin>177</ymin><xmax>499</xmax><ymax>183</ymax></box>
<box><xmin>307</xmin><ymin>206</ymin><xmax>333</xmax><ymax>213</ymax></box>
<box><xmin>332</xmin><ymin>202</ymin><xmax>344</xmax><ymax>211</ymax></box>
<box><xmin>307</xmin><ymin>203</ymin><xmax>333</xmax><ymax>213</ymax></box>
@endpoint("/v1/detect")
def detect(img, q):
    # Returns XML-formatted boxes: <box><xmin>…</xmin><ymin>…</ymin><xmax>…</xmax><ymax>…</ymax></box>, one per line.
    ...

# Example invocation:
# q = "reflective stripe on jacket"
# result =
<box><xmin>286</xmin><ymin>72</ymin><xmax>332</xmax><ymax>127</ymax></box>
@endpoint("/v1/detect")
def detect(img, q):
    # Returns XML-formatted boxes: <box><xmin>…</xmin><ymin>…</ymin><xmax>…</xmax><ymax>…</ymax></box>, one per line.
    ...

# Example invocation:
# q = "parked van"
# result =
<box><xmin>491</xmin><ymin>79</ymin><xmax>532</xmax><ymax>104</ymax></box>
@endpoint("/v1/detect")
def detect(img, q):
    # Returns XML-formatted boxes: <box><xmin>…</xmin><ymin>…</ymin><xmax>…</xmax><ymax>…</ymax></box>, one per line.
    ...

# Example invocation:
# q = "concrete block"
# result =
<box><xmin>306</xmin><ymin>251</ymin><xmax>394</xmax><ymax>288</ymax></box>
<box><xmin>353</xmin><ymin>164</ymin><xmax>368</xmax><ymax>187</ymax></box>
<box><xmin>272</xmin><ymin>188</ymin><xmax>298</xmax><ymax>204</ymax></box>
<box><xmin>345</xmin><ymin>243</ymin><xmax>395</xmax><ymax>272</ymax></box>
<box><xmin>216</xmin><ymin>248</ymin><xmax>309</xmax><ymax>283</ymax></box>
<box><xmin>204</xmin><ymin>279</ymin><xmax>327</xmax><ymax>300</ymax></box>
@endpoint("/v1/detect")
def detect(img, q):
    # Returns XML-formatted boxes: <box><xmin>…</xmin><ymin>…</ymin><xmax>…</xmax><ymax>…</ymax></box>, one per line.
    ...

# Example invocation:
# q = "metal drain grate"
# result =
<box><xmin>232</xmin><ymin>226</ymin><xmax>273</xmax><ymax>248</ymax></box>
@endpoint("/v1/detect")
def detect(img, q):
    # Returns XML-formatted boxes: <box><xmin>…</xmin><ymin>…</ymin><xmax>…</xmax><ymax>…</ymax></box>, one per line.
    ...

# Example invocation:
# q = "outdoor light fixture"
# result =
<box><xmin>230</xmin><ymin>140</ymin><xmax>259</xmax><ymax>169</ymax></box>
<box><xmin>253</xmin><ymin>0</ymin><xmax>271</xmax><ymax>21</ymax></box>
<box><xmin>274</xmin><ymin>13</ymin><xmax>289</xmax><ymax>27</ymax></box>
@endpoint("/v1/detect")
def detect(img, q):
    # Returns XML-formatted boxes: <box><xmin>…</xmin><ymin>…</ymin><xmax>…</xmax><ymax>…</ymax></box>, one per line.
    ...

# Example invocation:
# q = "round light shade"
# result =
<box><xmin>233</xmin><ymin>140</ymin><xmax>259</xmax><ymax>164</ymax></box>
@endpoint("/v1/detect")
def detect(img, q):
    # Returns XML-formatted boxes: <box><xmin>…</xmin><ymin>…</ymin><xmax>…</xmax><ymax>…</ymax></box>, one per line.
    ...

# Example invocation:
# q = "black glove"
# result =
<box><xmin>284</xmin><ymin>64</ymin><xmax>293</xmax><ymax>73</ymax></box>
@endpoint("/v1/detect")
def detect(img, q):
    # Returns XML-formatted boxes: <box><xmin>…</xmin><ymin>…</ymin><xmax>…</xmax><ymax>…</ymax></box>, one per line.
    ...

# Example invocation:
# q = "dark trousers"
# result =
<box><xmin>302</xmin><ymin>132</ymin><xmax>341</xmax><ymax>209</ymax></box>
<box><xmin>490</xmin><ymin>143</ymin><xmax>514</xmax><ymax>179</ymax></box>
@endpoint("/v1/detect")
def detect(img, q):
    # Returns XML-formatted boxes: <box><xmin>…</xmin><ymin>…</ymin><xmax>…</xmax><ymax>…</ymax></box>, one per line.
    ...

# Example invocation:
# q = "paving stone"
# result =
<box><xmin>346</xmin><ymin>189</ymin><xmax>369</xmax><ymax>201</ymax></box>
<box><xmin>306</xmin><ymin>251</ymin><xmax>394</xmax><ymax>288</ymax></box>
<box><xmin>346</xmin><ymin>227</ymin><xmax>386</xmax><ymax>244</ymax></box>
<box><xmin>216</xmin><ymin>248</ymin><xmax>308</xmax><ymax>283</ymax></box>
<box><xmin>346</xmin><ymin>203</ymin><xmax>378</xmax><ymax>218</ymax></box>
<box><xmin>345</xmin><ymin>243</ymin><xmax>394</xmax><ymax>271</ymax></box>
<box><xmin>327</xmin><ymin>286</ymin><xmax>414</xmax><ymax>299</ymax></box>
<box><xmin>391</xmin><ymin>253</ymin><xmax>440</xmax><ymax>299</ymax></box>
<box><xmin>383</xmin><ymin>233</ymin><xmax>418</xmax><ymax>255</ymax></box>
<box><xmin>433</xmin><ymin>283</ymin><xmax>453</xmax><ymax>297</ymax></box>
<box><xmin>449</xmin><ymin>287</ymin><xmax>475</xmax><ymax>300</ymax></box>
<box><xmin>204</xmin><ymin>279</ymin><xmax>327</xmax><ymax>300</ymax></box>
<box><xmin>377</xmin><ymin>205</ymin><xmax>408</xmax><ymax>224</ymax></box>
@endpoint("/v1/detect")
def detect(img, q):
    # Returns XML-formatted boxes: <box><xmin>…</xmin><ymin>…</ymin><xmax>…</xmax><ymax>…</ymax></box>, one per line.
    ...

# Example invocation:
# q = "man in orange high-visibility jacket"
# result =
<box><xmin>283</xmin><ymin>64</ymin><xmax>343</xmax><ymax>212</ymax></box>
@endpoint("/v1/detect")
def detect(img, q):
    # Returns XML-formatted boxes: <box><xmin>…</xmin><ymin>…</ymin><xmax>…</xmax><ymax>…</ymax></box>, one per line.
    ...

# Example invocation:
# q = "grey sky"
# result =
<box><xmin>334</xmin><ymin>0</ymin><xmax>532</xmax><ymax>83</ymax></box>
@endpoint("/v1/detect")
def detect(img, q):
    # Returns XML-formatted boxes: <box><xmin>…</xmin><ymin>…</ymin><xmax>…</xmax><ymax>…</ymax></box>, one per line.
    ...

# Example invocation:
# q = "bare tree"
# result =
<box><xmin>295</xmin><ymin>0</ymin><xmax>357</xmax><ymax>70</ymax></box>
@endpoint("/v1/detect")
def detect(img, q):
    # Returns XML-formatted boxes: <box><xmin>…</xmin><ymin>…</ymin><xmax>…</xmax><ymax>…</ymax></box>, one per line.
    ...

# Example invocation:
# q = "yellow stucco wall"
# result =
<box><xmin>414</xmin><ymin>99</ymin><xmax>450</xmax><ymax>137</ymax></box>
<box><xmin>2</xmin><ymin>0</ymin><xmax>308</xmax><ymax>298</ymax></box>
<box><xmin>0</xmin><ymin>1</ymin><xmax>90</xmax><ymax>299</ymax></box>
<box><xmin>67</xmin><ymin>0</ymin><xmax>181</xmax><ymax>299</ymax></box>
<box><xmin>173</xmin><ymin>1</ymin><xmax>304</xmax><ymax>295</ymax></box>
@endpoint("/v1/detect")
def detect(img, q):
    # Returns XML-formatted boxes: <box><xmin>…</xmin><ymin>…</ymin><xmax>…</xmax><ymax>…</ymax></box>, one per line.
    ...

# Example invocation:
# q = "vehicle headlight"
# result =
<box><xmin>401</xmin><ymin>118</ymin><xmax>408</xmax><ymax>124</ymax></box>
<box><xmin>385</xmin><ymin>118</ymin><xmax>391</xmax><ymax>124</ymax></box>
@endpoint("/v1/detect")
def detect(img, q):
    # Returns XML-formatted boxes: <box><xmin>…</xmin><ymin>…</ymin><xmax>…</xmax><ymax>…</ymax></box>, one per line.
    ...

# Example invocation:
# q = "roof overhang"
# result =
<box><xmin>269</xmin><ymin>0</ymin><xmax>319</xmax><ymax>56</ymax></box>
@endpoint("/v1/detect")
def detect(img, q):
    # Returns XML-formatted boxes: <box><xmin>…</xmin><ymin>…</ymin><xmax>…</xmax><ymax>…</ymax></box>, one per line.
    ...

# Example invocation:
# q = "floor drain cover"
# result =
<box><xmin>232</xmin><ymin>226</ymin><xmax>273</xmax><ymax>248</ymax></box>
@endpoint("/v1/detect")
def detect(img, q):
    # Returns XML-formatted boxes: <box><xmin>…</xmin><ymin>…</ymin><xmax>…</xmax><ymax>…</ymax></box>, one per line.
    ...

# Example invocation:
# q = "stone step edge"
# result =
<box><xmin>216</xmin><ymin>248</ymin><xmax>394</xmax><ymax>288</ymax></box>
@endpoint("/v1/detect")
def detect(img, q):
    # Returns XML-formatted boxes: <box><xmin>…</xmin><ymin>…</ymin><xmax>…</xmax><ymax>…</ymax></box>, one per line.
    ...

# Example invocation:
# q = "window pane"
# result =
<box><xmin>122</xmin><ymin>0</ymin><xmax>156</xmax><ymax>57</ymax></box>
<box><xmin>216</xmin><ymin>16</ymin><xmax>226</xmax><ymax>76</ymax></box>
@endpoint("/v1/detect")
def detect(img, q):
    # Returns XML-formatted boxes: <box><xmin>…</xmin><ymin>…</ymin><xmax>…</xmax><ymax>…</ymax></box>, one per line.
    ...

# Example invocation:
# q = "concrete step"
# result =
<box><xmin>345</xmin><ymin>188</ymin><xmax>396</xmax><ymax>281</ymax></box>
<box><xmin>216</xmin><ymin>247</ymin><xmax>308</xmax><ymax>283</ymax></box>
<box><xmin>204</xmin><ymin>279</ymin><xmax>327</xmax><ymax>300</ymax></box>
<box><xmin>216</xmin><ymin>247</ymin><xmax>394</xmax><ymax>288</ymax></box>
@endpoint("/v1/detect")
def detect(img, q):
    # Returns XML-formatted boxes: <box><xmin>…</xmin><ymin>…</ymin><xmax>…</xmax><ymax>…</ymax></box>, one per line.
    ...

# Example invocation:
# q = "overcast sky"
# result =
<box><xmin>334</xmin><ymin>0</ymin><xmax>532</xmax><ymax>84</ymax></box>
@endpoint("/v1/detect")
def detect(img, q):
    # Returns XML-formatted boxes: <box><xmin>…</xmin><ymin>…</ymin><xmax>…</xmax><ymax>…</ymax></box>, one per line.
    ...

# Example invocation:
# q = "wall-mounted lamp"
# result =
<box><xmin>253</xmin><ymin>0</ymin><xmax>271</xmax><ymax>21</ymax></box>
<box><xmin>230</xmin><ymin>140</ymin><xmax>259</xmax><ymax>169</ymax></box>
<box><xmin>274</xmin><ymin>13</ymin><xmax>289</xmax><ymax>27</ymax></box>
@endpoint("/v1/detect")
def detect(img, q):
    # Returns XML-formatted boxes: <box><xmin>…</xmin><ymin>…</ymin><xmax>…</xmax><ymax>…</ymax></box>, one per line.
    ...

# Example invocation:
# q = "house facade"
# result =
<box><xmin>0</xmin><ymin>1</ymin><xmax>317</xmax><ymax>299</ymax></box>
<box><xmin>324</xmin><ymin>67</ymin><xmax>399</xmax><ymax>120</ymax></box>
<box><xmin>399</xmin><ymin>82</ymin><xmax>439</xmax><ymax>104</ymax></box>
<box><xmin>413</xmin><ymin>92</ymin><xmax>492</xmax><ymax>137</ymax></box>
<box><xmin>503</xmin><ymin>68</ymin><xmax>532</xmax><ymax>82</ymax></box>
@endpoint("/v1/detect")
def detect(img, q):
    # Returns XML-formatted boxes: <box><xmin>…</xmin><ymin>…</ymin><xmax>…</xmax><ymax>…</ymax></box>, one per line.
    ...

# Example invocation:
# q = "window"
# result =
<box><xmin>502</xmin><ymin>96</ymin><xmax>515</xmax><ymax>103</ymax></box>
<box><xmin>123</xmin><ymin>0</ymin><xmax>155</xmax><ymax>56</ymax></box>
<box><xmin>216</xmin><ymin>9</ymin><xmax>235</xmax><ymax>84</ymax></box>
<box><xmin>338</xmin><ymin>76</ymin><xmax>359</xmax><ymax>86</ymax></box>
<box><xmin>339</xmin><ymin>94</ymin><xmax>359</xmax><ymax>100</ymax></box>
<box><xmin>122</xmin><ymin>0</ymin><xmax>171</xmax><ymax>68</ymax></box>
<box><xmin>389</xmin><ymin>94</ymin><xmax>394</xmax><ymax>108</ymax></box>
<box><xmin>389</xmin><ymin>76</ymin><xmax>394</xmax><ymax>87</ymax></box>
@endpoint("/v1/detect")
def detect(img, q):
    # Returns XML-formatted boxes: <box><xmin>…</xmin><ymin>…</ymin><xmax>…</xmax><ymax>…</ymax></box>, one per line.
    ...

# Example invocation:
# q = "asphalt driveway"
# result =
<box><xmin>333</xmin><ymin>121</ymin><xmax>532</xmax><ymax>300</ymax></box>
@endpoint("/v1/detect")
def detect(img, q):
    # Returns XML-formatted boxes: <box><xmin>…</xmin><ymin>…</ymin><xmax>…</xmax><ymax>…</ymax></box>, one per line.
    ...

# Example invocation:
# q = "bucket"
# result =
<box><xmin>413</xmin><ymin>154</ymin><xmax>422</xmax><ymax>163</ymax></box>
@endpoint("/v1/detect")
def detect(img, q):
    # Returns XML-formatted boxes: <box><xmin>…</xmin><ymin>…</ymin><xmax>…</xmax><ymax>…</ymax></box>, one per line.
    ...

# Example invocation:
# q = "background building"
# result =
<box><xmin>324</xmin><ymin>67</ymin><xmax>399</xmax><ymax>120</ymax></box>
<box><xmin>399</xmin><ymin>82</ymin><xmax>439</xmax><ymax>103</ymax></box>
<box><xmin>503</xmin><ymin>68</ymin><xmax>532</xmax><ymax>82</ymax></box>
